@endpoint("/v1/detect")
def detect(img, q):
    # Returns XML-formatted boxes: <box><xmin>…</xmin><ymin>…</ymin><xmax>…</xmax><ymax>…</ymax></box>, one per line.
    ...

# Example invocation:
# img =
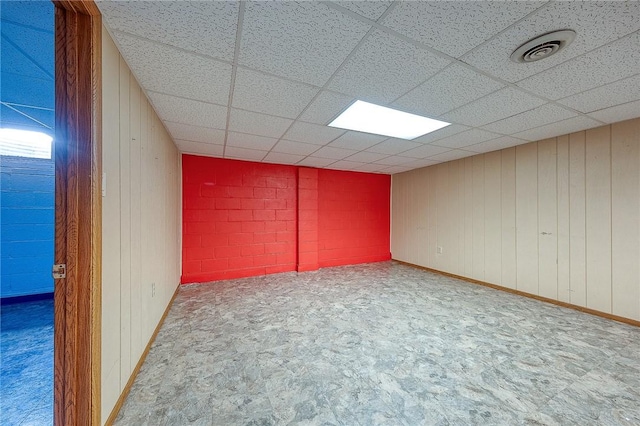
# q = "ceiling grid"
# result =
<box><xmin>96</xmin><ymin>0</ymin><xmax>640</xmax><ymax>174</ymax></box>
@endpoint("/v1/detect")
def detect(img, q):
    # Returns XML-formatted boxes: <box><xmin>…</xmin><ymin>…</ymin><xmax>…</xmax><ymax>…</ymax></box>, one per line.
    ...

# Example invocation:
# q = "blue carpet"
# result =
<box><xmin>1</xmin><ymin>299</ymin><xmax>53</xmax><ymax>425</ymax></box>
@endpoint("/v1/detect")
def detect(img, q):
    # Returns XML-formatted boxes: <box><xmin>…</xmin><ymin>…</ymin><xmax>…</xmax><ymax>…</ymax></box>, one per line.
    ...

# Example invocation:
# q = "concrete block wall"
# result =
<box><xmin>181</xmin><ymin>155</ymin><xmax>391</xmax><ymax>283</ymax></box>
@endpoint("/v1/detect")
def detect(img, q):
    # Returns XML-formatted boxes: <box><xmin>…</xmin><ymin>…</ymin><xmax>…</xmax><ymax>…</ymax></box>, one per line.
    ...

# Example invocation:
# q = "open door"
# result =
<box><xmin>53</xmin><ymin>1</ymin><xmax>101</xmax><ymax>424</ymax></box>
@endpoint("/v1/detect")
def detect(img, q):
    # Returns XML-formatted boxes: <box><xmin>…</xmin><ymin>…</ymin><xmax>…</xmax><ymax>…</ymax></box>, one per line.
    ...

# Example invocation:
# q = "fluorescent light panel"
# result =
<box><xmin>328</xmin><ymin>100</ymin><xmax>450</xmax><ymax>140</ymax></box>
<box><xmin>0</xmin><ymin>128</ymin><xmax>53</xmax><ymax>159</ymax></box>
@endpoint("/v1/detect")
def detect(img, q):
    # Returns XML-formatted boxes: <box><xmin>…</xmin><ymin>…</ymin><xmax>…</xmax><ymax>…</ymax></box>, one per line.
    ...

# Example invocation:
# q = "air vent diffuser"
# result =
<box><xmin>510</xmin><ymin>30</ymin><xmax>576</xmax><ymax>63</ymax></box>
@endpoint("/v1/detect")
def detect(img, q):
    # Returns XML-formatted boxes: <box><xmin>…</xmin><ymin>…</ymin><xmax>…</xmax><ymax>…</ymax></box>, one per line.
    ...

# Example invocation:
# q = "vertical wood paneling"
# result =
<box><xmin>118</xmin><ymin>57</ymin><xmax>132</xmax><ymax>384</ymax></box>
<box><xmin>434</xmin><ymin>164</ymin><xmax>445</xmax><ymax>270</ymax></box>
<box><xmin>585</xmin><ymin>126</ymin><xmax>612</xmax><ymax>313</ymax></box>
<box><xmin>515</xmin><ymin>143</ymin><xmax>538</xmax><ymax>295</ymax></box>
<box><xmin>139</xmin><ymin>98</ymin><xmax>150</xmax><ymax>341</ymax></box>
<box><xmin>454</xmin><ymin>159</ymin><xmax>466</xmax><ymax>276</ymax></box>
<box><xmin>538</xmin><ymin>138</ymin><xmax>558</xmax><ymax>299</ymax></box>
<box><xmin>390</xmin><ymin>174</ymin><xmax>403</xmax><ymax>260</ymax></box>
<box><xmin>101</xmin><ymin>28</ymin><xmax>180</xmax><ymax>424</ymax></box>
<box><xmin>484</xmin><ymin>151</ymin><xmax>502</xmax><ymax>285</ymax></box>
<box><xmin>128</xmin><ymin>75</ymin><xmax>142</xmax><ymax>361</ymax></box>
<box><xmin>101</xmin><ymin>31</ymin><xmax>121</xmax><ymax>420</ymax></box>
<box><xmin>472</xmin><ymin>155</ymin><xmax>485</xmax><ymax>280</ymax></box>
<box><xmin>556</xmin><ymin>135</ymin><xmax>571</xmax><ymax>302</ymax></box>
<box><xmin>464</xmin><ymin>158</ymin><xmax>473</xmax><ymax>277</ymax></box>
<box><xmin>569</xmin><ymin>131</ymin><xmax>587</xmax><ymax>306</ymax></box>
<box><xmin>611</xmin><ymin>119</ymin><xmax>640</xmax><ymax>320</ymax></box>
<box><xmin>426</xmin><ymin>167</ymin><xmax>437</xmax><ymax>266</ymax></box>
<box><xmin>501</xmin><ymin>148</ymin><xmax>516</xmax><ymax>289</ymax></box>
<box><xmin>391</xmin><ymin>118</ymin><xmax>640</xmax><ymax>323</ymax></box>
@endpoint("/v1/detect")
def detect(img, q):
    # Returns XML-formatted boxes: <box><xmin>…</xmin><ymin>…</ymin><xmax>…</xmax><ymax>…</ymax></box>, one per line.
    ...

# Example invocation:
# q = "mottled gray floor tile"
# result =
<box><xmin>114</xmin><ymin>262</ymin><xmax>640</xmax><ymax>425</ymax></box>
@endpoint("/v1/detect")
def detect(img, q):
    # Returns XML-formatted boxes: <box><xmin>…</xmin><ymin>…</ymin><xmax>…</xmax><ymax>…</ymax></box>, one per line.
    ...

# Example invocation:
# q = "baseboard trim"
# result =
<box><xmin>104</xmin><ymin>285</ymin><xmax>181</xmax><ymax>425</ymax></box>
<box><xmin>394</xmin><ymin>260</ymin><xmax>640</xmax><ymax>328</ymax></box>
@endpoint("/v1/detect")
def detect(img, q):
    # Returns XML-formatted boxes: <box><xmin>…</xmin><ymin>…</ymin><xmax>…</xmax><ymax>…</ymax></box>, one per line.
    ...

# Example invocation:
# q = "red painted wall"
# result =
<box><xmin>182</xmin><ymin>155</ymin><xmax>391</xmax><ymax>283</ymax></box>
<box><xmin>182</xmin><ymin>155</ymin><xmax>297</xmax><ymax>283</ymax></box>
<box><xmin>318</xmin><ymin>169</ymin><xmax>391</xmax><ymax>267</ymax></box>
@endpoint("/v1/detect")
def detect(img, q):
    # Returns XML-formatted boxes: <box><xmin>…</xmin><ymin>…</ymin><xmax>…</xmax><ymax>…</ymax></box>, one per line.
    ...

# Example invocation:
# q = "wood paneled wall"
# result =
<box><xmin>392</xmin><ymin>118</ymin><xmax>640</xmax><ymax>321</ymax></box>
<box><xmin>101</xmin><ymin>27</ymin><xmax>181</xmax><ymax>424</ymax></box>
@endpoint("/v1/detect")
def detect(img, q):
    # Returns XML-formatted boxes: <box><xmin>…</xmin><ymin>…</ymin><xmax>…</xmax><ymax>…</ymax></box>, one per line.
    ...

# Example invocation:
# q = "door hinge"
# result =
<box><xmin>52</xmin><ymin>264</ymin><xmax>67</xmax><ymax>279</ymax></box>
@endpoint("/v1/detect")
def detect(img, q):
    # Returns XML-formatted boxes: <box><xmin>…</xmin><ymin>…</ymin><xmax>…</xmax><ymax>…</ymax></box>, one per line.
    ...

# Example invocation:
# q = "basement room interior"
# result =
<box><xmin>1</xmin><ymin>1</ymin><xmax>639</xmax><ymax>425</ymax></box>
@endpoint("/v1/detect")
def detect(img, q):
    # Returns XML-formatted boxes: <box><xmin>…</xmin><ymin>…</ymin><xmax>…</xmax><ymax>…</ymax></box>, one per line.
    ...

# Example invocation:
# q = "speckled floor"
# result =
<box><xmin>115</xmin><ymin>262</ymin><xmax>640</xmax><ymax>425</ymax></box>
<box><xmin>0</xmin><ymin>298</ymin><xmax>54</xmax><ymax>426</ymax></box>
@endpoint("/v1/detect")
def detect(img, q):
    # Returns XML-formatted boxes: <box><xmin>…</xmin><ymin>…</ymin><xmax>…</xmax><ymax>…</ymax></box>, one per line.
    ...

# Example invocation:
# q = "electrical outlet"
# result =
<box><xmin>152</xmin><ymin>283</ymin><xmax>156</xmax><ymax>297</ymax></box>
<box><xmin>437</xmin><ymin>246</ymin><xmax>443</xmax><ymax>254</ymax></box>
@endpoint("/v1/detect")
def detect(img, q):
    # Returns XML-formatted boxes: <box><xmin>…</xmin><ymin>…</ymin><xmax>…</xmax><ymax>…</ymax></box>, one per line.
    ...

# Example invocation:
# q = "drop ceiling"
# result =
<box><xmin>97</xmin><ymin>1</ymin><xmax>640</xmax><ymax>174</ymax></box>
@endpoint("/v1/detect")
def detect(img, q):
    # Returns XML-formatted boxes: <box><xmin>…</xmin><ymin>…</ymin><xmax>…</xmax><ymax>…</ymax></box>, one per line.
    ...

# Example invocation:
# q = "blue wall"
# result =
<box><xmin>1</xmin><ymin>1</ymin><xmax>55</xmax><ymax>133</ymax></box>
<box><xmin>1</xmin><ymin>156</ymin><xmax>55</xmax><ymax>297</ymax></box>
<box><xmin>1</xmin><ymin>1</ymin><xmax>55</xmax><ymax>298</ymax></box>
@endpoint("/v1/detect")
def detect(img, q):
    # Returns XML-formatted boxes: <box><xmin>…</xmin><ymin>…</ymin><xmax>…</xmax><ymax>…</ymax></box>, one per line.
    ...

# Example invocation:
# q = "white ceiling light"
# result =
<box><xmin>328</xmin><ymin>100</ymin><xmax>450</xmax><ymax>140</ymax></box>
<box><xmin>0</xmin><ymin>128</ymin><xmax>53</xmax><ymax>159</ymax></box>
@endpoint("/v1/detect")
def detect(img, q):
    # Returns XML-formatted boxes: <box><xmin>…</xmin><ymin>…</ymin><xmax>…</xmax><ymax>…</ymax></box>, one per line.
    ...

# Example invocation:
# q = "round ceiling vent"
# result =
<box><xmin>510</xmin><ymin>29</ymin><xmax>576</xmax><ymax>63</ymax></box>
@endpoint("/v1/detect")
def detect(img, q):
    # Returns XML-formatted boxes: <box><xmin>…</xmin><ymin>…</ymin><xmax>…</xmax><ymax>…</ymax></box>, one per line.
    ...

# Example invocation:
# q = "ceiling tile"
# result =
<box><xmin>329</xmin><ymin>160</ymin><xmax>367</xmax><ymax>171</ymax></box>
<box><xmin>283</xmin><ymin>121</ymin><xmax>345</xmax><ymax>145</ymax></box>
<box><xmin>2</xmin><ymin>22</ymin><xmax>53</xmax><ymax>81</ymax></box>
<box><xmin>298</xmin><ymin>157</ymin><xmax>337</xmax><ymax>168</ymax></box>
<box><xmin>227</xmin><ymin>132</ymin><xmax>278</xmax><ymax>151</ymax></box>
<box><xmin>311</xmin><ymin>146</ymin><xmax>358</xmax><ymax>160</ymax></box>
<box><xmin>352</xmin><ymin>163</ymin><xmax>389</xmax><ymax>173</ymax></box>
<box><xmin>344</xmin><ymin>151</ymin><xmax>389</xmax><ymax>163</ymax></box>
<box><xmin>557</xmin><ymin>74</ymin><xmax>640</xmax><ymax>113</ymax></box>
<box><xmin>463</xmin><ymin>2</ymin><xmax>640</xmax><ymax>83</ymax></box>
<box><xmin>381</xmin><ymin>165</ymin><xmax>415</xmax><ymax>174</ymax></box>
<box><xmin>224</xmin><ymin>146</ymin><xmax>267</xmax><ymax>161</ymax></box>
<box><xmin>367</xmin><ymin>139</ymin><xmax>422</xmax><ymax>155</ymax></box>
<box><xmin>481</xmin><ymin>104</ymin><xmax>577</xmax><ymax>135</ymax></box>
<box><xmin>393</xmin><ymin>64</ymin><xmax>504</xmax><ymax>117</ymax></box>
<box><xmin>588</xmin><ymin>100</ymin><xmax>640</xmax><ymax>124</ymax></box>
<box><xmin>411</xmin><ymin>124</ymin><xmax>469</xmax><ymax>144</ymax></box>
<box><xmin>398</xmin><ymin>144</ymin><xmax>450</xmax><ymax>159</ymax></box>
<box><xmin>513</xmin><ymin>116</ymin><xmax>602</xmax><ymax>141</ymax></box>
<box><xmin>329</xmin><ymin>1</ymin><xmax>393</xmax><ymax>21</ymax></box>
<box><xmin>517</xmin><ymin>32</ymin><xmax>640</xmax><ymax>100</ymax></box>
<box><xmin>328</xmin><ymin>131</ymin><xmax>388</xmax><ymax>150</ymax></box>
<box><xmin>232</xmin><ymin>68</ymin><xmax>319</xmax><ymax>119</ymax></box>
<box><xmin>403</xmin><ymin>158</ymin><xmax>440</xmax><ymax>169</ymax></box>
<box><xmin>427</xmin><ymin>149</ymin><xmax>476</xmax><ymax>162</ymax></box>
<box><xmin>175</xmin><ymin>140</ymin><xmax>224</xmax><ymax>157</ymax></box>
<box><xmin>239</xmin><ymin>1</ymin><xmax>370</xmax><ymax>86</ymax></box>
<box><xmin>298</xmin><ymin>91</ymin><xmax>354</xmax><ymax>125</ymax></box>
<box><xmin>263</xmin><ymin>152</ymin><xmax>306</xmax><ymax>165</ymax></box>
<box><xmin>228</xmin><ymin>109</ymin><xmax>293</xmax><ymax>139</ymax></box>
<box><xmin>441</xmin><ymin>87</ymin><xmax>546</xmax><ymax>127</ymax></box>
<box><xmin>164</xmin><ymin>121</ymin><xmax>225</xmax><ymax>145</ymax></box>
<box><xmin>381</xmin><ymin>1</ymin><xmax>543</xmax><ymax>58</ymax></box>
<box><xmin>374</xmin><ymin>156</ymin><xmax>415</xmax><ymax>166</ymax></box>
<box><xmin>329</xmin><ymin>29</ymin><xmax>450</xmax><ymax>104</ymax></box>
<box><xmin>112</xmin><ymin>32</ymin><xmax>232</xmax><ymax>105</ymax></box>
<box><xmin>97</xmin><ymin>1</ymin><xmax>238</xmax><ymax>61</ymax></box>
<box><xmin>271</xmin><ymin>140</ymin><xmax>320</xmax><ymax>156</ymax></box>
<box><xmin>431</xmin><ymin>129</ymin><xmax>501</xmax><ymax>150</ymax></box>
<box><xmin>464</xmin><ymin>136</ymin><xmax>529</xmax><ymax>154</ymax></box>
<box><xmin>148</xmin><ymin>92</ymin><xmax>227</xmax><ymax>129</ymax></box>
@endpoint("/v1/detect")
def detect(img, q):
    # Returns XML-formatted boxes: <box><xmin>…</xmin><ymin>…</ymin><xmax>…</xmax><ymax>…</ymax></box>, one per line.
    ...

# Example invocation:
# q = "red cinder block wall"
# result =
<box><xmin>182</xmin><ymin>155</ymin><xmax>297</xmax><ymax>283</ymax></box>
<box><xmin>181</xmin><ymin>155</ymin><xmax>391</xmax><ymax>284</ymax></box>
<box><xmin>318</xmin><ymin>169</ymin><xmax>391</xmax><ymax>267</ymax></box>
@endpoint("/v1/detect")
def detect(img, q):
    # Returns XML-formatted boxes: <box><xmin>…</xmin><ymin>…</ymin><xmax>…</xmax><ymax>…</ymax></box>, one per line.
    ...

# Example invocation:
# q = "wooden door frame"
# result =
<box><xmin>53</xmin><ymin>1</ymin><xmax>102</xmax><ymax>425</ymax></box>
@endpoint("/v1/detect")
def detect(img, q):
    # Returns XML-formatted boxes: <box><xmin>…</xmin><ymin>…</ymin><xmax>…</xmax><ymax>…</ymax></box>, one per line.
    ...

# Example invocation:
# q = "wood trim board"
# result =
<box><xmin>394</xmin><ymin>260</ymin><xmax>640</xmax><ymax>328</ymax></box>
<box><xmin>104</xmin><ymin>286</ymin><xmax>181</xmax><ymax>425</ymax></box>
<box><xmin>53</xmin><ymin>2</ymin><xmax>102</xmax><ymax>425</ymax></box>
